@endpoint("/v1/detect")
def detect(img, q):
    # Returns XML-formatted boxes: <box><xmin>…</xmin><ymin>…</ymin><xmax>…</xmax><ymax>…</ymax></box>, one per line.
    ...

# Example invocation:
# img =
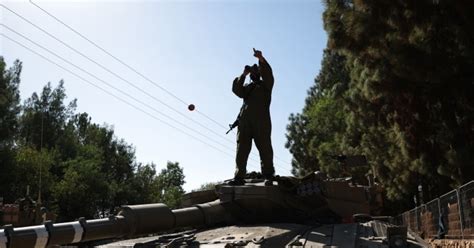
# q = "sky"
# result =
<box><xmin>1</xmin><ymin>0</ymin><xmax>327</xmax><ymax>192</ymax></box>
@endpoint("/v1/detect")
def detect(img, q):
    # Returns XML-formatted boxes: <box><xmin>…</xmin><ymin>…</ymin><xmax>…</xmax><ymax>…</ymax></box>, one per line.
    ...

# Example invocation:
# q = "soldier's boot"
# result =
<box><xmin>264</xmin><ymin>178</ymin><xmax>274</xmax><ymax>186</ymax></box>
<box><xmin>227</xmin><ymin>178</ymin><xmax>245</xmax><ymax>186</ymax></box>
<box><xmin>263</xmin><ymin>174</ymin><xmax>275</xmax><ymax>186</ymax></box>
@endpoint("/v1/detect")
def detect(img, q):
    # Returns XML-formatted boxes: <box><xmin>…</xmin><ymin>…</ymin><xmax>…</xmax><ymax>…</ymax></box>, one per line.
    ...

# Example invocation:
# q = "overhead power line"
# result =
<box><xmin>1</xmin><ymin>2</ymin><xmax>293</xmax><ymax>173</ymax></box>
<box><xmin>1</xmin><ymin>4</ymin><xmax>292</xmax><ymax>173</ymax></box>
<box><xmin>1</xmin><ymin>32</ymin><xmax>262</xmax><ymax>172</ymax></box>
<box><xmin>28</xmin><ymin>0</ymin><xmax>227</xmax><ymax>130</ymax></box>
<box><xmin>1</xmin><ymin>24</ymin><xmax>232</xmax><ymax>152</ymax></box>
<box><xmin>1</xmin><ymin>24</ymin><xmax>284</xmax><ymax>173</ymax></box>
<box><xmin>0</xmin><ymin>23</ymin><xmax>280</xmax><ymax>172</ymax></box>
<box><xmin>27</xmin><ymin>0</ymin><xmax>292</xmax><ymax>168</ymax></box>
<box><xmin>0</xmin><ymin>3</ymin><xmax>226</xmax><ymax>142</ymax></box>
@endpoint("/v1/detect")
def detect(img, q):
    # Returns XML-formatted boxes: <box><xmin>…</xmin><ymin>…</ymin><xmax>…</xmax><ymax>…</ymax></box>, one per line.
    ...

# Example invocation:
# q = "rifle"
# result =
<box><xmin>226</xmin><ymin>116</ymin><xmax>239</xmax><ymax>134</ymax></box>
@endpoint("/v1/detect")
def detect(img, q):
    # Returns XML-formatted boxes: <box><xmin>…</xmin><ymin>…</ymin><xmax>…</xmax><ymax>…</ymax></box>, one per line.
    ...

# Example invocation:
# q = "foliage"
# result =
<box><xmin>286</xmin><ymin>1</ymin><xmax>474</xmax><ymax>209</ymax></box>
<box><xmin>155</xmin><ymin>162</ymin><xmax>185</xmax><ymax>208</ymax></box>
<box><xmin>0</xmin><ymin>58</ymin><xmax>22</xmax><ymax>202</ymax></box>
<box><xmin>0</xmin><ymin>57</ymin><xmax>186</xmax><ymax>220</ymax></box>
<box><xmin>324</xmin><ymin>0</ymin><xmax>474</xmax><ymax>200</ymax></box>
<box><xmin>286</xmin><ymin>50</ymin><xmax>350</xmax><ymax>177</ymax></box>
<box><xmin>14</xmin><ymin>147</ymin><xmax>57</xmax><ymax>204</ymax></box>
<box><xmin>52</xmin><ymin>145</ymin><xmax>109</xmax><ymax>220</ymax></box>
<box><xmin>19</xmin><ymin>81</ymin><xmax>76</xmax><ymax>151</ymax></box>
<box><xmin>194</xmin><ymin>182</ymin><xmax>220</xmax><ymax>192</ymax></box>
<box><xmin>0</xmin><ymin>58</ymin><xmax>21</xmax><ymax>146</ymax></box>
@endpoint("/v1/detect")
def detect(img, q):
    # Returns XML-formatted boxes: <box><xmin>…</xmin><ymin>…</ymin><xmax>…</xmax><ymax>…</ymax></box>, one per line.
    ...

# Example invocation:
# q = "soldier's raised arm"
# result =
<box><xmin>232</xmin><ymin>67</ymin><xmax>249</xmax><ymax>98</ymax></box>
<box><xmin>254</xmin><ymin>48</ymin><xmax>274</xmax><ymax>90</ymax></box>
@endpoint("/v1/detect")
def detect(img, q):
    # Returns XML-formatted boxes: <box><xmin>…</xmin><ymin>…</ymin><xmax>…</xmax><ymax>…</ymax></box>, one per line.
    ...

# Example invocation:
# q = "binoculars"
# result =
<box><xmin>245</xmin><ymin>64</ymin><xmax>259</xmax><ymax>74</ymax></box>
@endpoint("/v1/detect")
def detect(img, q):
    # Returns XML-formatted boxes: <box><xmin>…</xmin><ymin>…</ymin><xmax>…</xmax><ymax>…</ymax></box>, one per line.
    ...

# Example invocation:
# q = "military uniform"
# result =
<box><xmin>232</xmin><ymin>58</ymin><xmax>275</xmax><ymax>180</ymax></box>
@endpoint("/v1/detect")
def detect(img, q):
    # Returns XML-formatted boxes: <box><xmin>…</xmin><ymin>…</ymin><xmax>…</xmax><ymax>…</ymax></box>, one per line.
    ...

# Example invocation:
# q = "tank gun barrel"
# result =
<box><xmin>0</xmin><ymin>201</ymin><xmax>226</xmax><ymax>248</ymax></box>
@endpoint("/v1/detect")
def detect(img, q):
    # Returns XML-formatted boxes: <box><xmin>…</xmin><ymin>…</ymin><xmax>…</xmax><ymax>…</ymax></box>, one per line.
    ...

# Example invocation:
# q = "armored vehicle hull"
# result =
<box><xmin>0</xmin><ymin>174</ymin><xmax>428</xmax><ymax>247</ymax></box>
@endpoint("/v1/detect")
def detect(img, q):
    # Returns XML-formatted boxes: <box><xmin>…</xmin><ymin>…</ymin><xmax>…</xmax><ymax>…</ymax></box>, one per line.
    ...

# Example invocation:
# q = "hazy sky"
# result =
<box><xmin>1</xmin><ymin>0</ymin><xmax>327</xmax><ymax>191</ymax></box>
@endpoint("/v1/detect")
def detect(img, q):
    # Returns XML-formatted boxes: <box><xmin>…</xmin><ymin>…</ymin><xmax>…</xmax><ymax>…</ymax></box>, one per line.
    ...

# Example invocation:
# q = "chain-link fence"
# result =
<box><xmin>397</xmin><ymin>180</ymin><xmax>474</xmax><ymax>240</ymax></box>
<box><xmin>422</xmin><ymin>198</ymin><xmax>440</xmax><ymax>238</ymax></box>
<box><xmin>459</xmin><ymin>181</ymin><xmax>474</xmax><ymax>239</ymax></box>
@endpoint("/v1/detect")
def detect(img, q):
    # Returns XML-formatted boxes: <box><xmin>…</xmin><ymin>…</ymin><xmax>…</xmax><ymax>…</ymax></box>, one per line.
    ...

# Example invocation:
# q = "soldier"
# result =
<box><xmin>228</xmin><ymin>48</ymin><xmax>275</xmax><ymax>186</ymax></box>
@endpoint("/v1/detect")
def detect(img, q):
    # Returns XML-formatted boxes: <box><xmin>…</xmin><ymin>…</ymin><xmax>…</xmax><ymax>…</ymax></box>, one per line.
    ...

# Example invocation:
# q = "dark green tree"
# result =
<box><xmin>52</xmin><ymin>145</ymin><xmax>109</xmax><ymax>220</ymax></box>
<box><xmin>286</xmin><ymin>50</ymin><xmax>350</xmax><ymax>177</ymax></box>
<box><xmin>20</xmin><ymin>81</ymin><xmax>76</xmax><ymax>151</ymax></box>
<box><xmin>14</xmin><ymin>147</ymin><xmax>57</xmax><ymax>204</ymax></box>
<box><xmin>155</xmin><ymin>162</ymin><xmax>185</xmax><ymax>208</ymax></box>
<box><xmin>0</xmin><ymin>58</ymin><xmax>185</xmax><ymax>221</ymax></box>
<box><xmin>129</xmin><ymin>163</ymin><xmax>160</xmax><ymax>204</ymax></box>
<box><xmin>78</xmin><ymin>122</ymin><xmax>137</xmax><ymax>210</ymax></box>
<box><xmin>0</xmin><ymin>58</ymin><xmax>21</xmax><ymax>146</ymax></box>
<box><xmin>0</xmin><ymin>57</ymin><xmax>22</xmax><ymax>202</ymax></box>
<box><xmin>323</xmin><ymin>0</ymin><xmax>474</xmax><ymax>201</ymax></box>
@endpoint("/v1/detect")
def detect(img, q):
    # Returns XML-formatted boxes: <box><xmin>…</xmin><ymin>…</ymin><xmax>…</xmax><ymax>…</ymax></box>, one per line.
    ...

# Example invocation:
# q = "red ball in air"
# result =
<box><xmin>188</xmin><ymin>104</ymin><xmax>195</xmax><ymax>111</ymax></box>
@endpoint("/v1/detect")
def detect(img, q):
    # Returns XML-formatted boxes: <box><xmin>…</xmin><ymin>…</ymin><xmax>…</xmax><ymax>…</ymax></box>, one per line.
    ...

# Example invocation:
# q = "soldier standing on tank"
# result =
<box><xmin>228</xmin><ymin>48</ymin><xmax>275</xmax><ymax>186</ymax></box>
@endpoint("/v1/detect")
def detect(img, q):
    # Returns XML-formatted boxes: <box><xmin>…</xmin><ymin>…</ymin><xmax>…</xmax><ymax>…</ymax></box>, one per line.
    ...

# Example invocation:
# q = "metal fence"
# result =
<box><xmin>396</xmin><ymin>180</ymin><xmax>474</xmax><ymax>240</ymax></box>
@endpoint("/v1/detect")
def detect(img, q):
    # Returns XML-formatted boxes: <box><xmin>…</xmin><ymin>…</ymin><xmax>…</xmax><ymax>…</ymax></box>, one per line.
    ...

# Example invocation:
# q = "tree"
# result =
<box><xmin>286</xmin><ymin>50</ymin><xmax>350</xmax><ymax>177</ymax></box>
<box><xmin>0</xmin><ymin>57</ymin><xmax>21</xmax><ymax>146</ymax></box>
<box><xmin>194</xmin><ymin>182</ymin><xmax>220</xmax><ymax>192</ymax></box>
<box><xmin>20</xmin><ymin>81</ymin><xmax>76</xmax><ymax>151</ymax></box>
<box><xmin>155</xmin><ymin>162</ymin><xmax>185</xmax><ymax>208</ymax></box>
<box><xmin>14</xmin><ymin>147</ymin><xmax>57</xmax><ymax>204</ymax></box>
<box><xmin>322</xmin><ymin>0</ymin><xmax>474</xmax><ymax>201</ymax></box>
<box><xmin>0</xmin><ymin>58</ymin><xmax>184</xmax><ymax>221</ymax></box>
<box><xmin>78</xmin><ymin>122</ymin><xmax>137</xmax><ymax>209</ymax></box>
<box><xmin>128</xmin><ymin>163</ymin><xmax>159</xmax><ymax>204</ymax></box>
<box><xmin>0</xmin><ymin>57</ymin><xmax>22</xmax><ymax>202</ymax></box>
<box><xmin>52</xmin><ymin>145</ymin><xmax>109</xmax><ymax>220</ymax></box>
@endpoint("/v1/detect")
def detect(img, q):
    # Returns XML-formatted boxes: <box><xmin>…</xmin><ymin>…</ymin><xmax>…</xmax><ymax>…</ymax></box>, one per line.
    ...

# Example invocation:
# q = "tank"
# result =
<box><xmin>0</xmin><ymin>169</ymin><xmax>429</xmax><ymax>247</ymax></box>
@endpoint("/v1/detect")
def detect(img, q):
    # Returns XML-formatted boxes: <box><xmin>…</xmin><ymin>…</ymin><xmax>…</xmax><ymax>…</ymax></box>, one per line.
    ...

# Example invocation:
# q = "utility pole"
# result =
<box><xmin>38</xmin><ymin>105</ymin><xmax>44</xmax><ymax>205</ymax></box>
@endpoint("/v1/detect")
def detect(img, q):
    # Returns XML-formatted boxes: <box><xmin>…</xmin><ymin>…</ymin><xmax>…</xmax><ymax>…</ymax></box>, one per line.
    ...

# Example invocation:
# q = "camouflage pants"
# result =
<box><xmin>235</xmin><ymin>119</ymin><xmax>275</xmax><ymax>179</ymax></box>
